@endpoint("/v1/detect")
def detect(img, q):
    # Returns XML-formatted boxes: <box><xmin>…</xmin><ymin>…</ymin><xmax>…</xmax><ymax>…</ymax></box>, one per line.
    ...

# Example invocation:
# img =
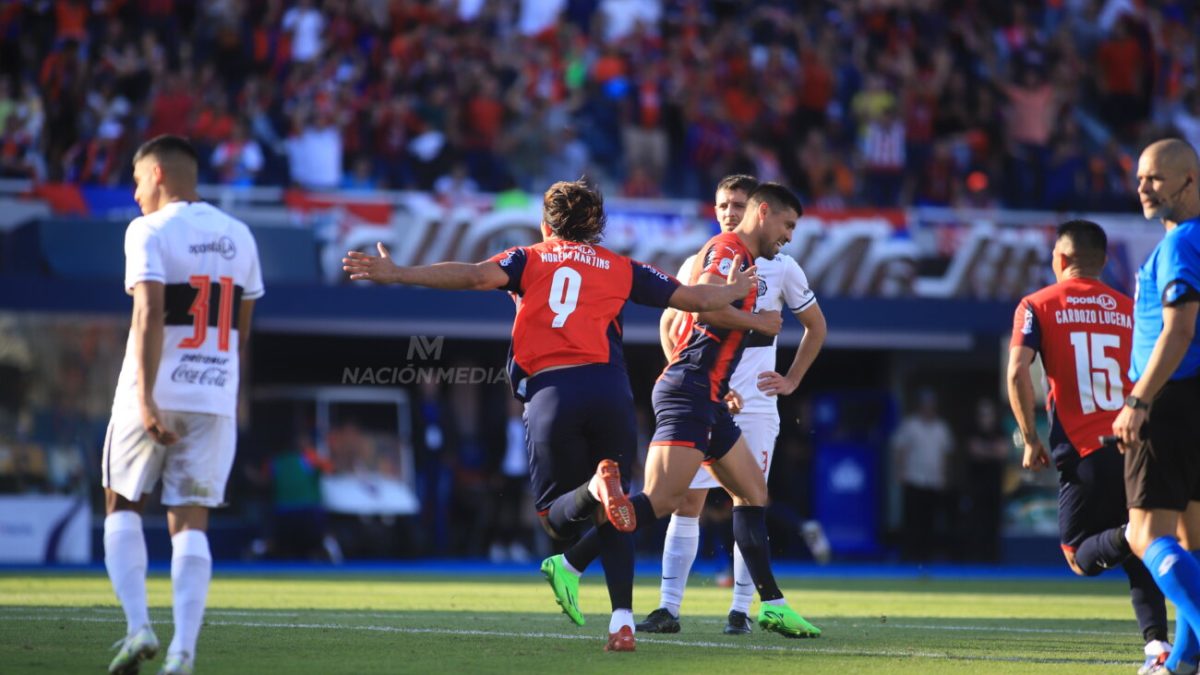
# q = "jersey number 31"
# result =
<box><xmin>179</xmin><ymin>275</ymin><xmax>235</xmax><ymax>352</ymax></box>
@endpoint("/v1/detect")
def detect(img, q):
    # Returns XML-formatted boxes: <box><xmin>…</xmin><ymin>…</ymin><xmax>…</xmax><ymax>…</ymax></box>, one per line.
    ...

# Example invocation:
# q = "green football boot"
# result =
<box><xmin>757</xmin><ymin>603</ymin><xmax>821</xmax><ymax>638</ymax></box>
<box><xmin>540</xmin><ymin>554</ymin><xmax>585</xmax><ymax>626</ymax></box>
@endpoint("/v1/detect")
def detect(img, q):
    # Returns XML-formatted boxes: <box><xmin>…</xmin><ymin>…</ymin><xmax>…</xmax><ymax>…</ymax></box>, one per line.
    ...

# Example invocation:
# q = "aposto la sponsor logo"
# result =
<box><xmin>189</xmin><ymin>236</ymin><xmax>237</xmax><ymax>260</ymax></box>
<box><xmin>1066</xmin><ymin>294</ymin><xmax>1117</xmax><ymax>311</ymax></box>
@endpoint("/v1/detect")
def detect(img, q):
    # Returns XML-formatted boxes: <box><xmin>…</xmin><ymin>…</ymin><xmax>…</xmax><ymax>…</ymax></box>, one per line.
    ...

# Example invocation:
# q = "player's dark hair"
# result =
<box><xmin>542</xmin><ymin>180</ymin><xmax>606</xmax><ymax>244</ymax></box>
<box><xmin>1056</xmin><ymin>219</ymin><xmax>1107</xmax><ymax>272</ymax></box>
<box><xmin>133</xmin><ymin>134</ymin><xmax>199</xmax><ymax>166</ymax></box>
<box><xmin>747</xmin><ymin>182</ymin><xmax>803</xmax><ymax>218</ymax></box>
<box><xmin>716</xmin><ymin>174</ymin><xmax>759</xmax><ymax>196</ymax></box>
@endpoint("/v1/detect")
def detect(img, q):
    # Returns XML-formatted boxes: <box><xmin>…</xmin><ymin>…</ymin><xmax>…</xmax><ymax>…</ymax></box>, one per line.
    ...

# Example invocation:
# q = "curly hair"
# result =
<box><xmin>542</xmin><ymin>180</ymin><xmax>606</xmax><ymax>244</ymax></box>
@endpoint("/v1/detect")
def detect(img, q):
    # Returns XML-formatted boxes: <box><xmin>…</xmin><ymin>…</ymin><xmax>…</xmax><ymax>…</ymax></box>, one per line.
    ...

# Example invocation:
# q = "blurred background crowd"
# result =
<box><xmin>1</xmin><ymin>0</ymin><xmax>1198</xmax><ymax>210</ymax></box>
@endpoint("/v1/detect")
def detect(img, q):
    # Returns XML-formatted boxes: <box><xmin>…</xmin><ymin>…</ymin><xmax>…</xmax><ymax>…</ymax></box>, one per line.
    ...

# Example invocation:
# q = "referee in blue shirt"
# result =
<box><xmin>1116</xmin><ymin>138</ymin><xmax>1200</xmax><ymax>675</ymax></box>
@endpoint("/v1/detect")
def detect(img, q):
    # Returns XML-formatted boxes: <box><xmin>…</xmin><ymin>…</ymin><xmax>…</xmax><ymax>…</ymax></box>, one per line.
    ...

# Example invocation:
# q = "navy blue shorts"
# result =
<box><xmin>524</xmin><ymin>364</ymin><xmax>637</xmax><ymax>513</ymax></box>
<box><xmin>649</xmin><ymin>378</ymin><xmax>741</xmax><ymax>461</ymax></box>
<box><xmin>1056</xmin><ymin>442</ymin><xmax>1127</xmax><ymax>551</ymax></box>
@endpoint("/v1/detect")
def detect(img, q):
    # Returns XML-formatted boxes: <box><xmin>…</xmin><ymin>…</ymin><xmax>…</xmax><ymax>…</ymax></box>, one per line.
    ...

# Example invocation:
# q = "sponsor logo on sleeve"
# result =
<box><xmin>718</xmin><ymin>258</ymin><xmax>734</xmax><ymax>275</ymax></box>
<box><xmin>641</xmin><ymin>264</ymin><xmax>670</xmax><ymax>282</ymax></box>
<box><xmin>1021</xmin><ymin>306</ymin><xmax>1034</xmax><ymax>335</ymax></box>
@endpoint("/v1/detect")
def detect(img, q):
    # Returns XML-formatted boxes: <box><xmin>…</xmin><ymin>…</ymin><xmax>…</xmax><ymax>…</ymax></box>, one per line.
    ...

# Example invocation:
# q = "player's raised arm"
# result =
<box><xmin>666</xmin><ymin>254</ymin><xmax>758</xmax><ymax>312</ymax></box>
<box><xmin>343</xmin><ymin>242</ymin><xmax>511</xmax><ymax>291</ymax></box>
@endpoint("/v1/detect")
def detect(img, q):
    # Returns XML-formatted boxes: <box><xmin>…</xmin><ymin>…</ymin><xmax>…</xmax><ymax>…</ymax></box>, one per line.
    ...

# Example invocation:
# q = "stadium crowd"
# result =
<box><xmin>0</xmin><ymin>0</ymin><xmax>1196</xmax><ymax>210</ymax></box>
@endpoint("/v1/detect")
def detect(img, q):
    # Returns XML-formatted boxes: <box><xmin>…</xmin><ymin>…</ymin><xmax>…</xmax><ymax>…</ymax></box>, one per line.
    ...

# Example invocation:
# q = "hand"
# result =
<box><xmin>140</xmin><ymin>399</ymin><xmax>179</xmax><ymax>446</ymax></box>
<box><xmin>757</xmin><ymin>371</ymin><xmax>798</xmax><ymax>396</ymax></box>
<box><xmin>724</xmin><ymin>388</ymin><xmax>744</xmax><ymax>415</ymax></box>
<box><xmin>753</xmin><ymin>310</ymin><xmax>783</xmax><ymax>337</ymax></box>
<box><xmin>343</xmin><ymin>242</ymin><xmax>400</xmax><ymax>283</ymax></box>
<box><xmin>1021</xmin><ymin>437</ymin><xmax>1049</xmax><ymax>471</ymax></box>
<box><xmin>1113</xmin><ymin>404</ymin><xmax>1148</xmax><ymax>454</ymax></box>
<box><xmin>726</xmin><ymin>254</ymin><xmax>758</xmax><ymax>296</ymax></box>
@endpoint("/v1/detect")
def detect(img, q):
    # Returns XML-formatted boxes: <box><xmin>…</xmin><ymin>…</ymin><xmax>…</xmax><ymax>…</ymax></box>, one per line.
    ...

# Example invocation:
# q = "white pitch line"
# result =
<box><xmin>6</xmin><ymin>613</ymin><xmax>1133</xmax><ymax>666</ymax></box>
<box><xmin>0</xmin><ymin>605</ymin><xmax>1142</xmax><ymax>634</ymax></box>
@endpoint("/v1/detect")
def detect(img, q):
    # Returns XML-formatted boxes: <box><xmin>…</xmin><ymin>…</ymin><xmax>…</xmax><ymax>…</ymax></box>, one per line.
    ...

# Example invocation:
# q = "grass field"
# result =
<box><xmin>0</xmin><ymin>568</ymin><xmax>1163</xmax><ymax>674</ymax></box>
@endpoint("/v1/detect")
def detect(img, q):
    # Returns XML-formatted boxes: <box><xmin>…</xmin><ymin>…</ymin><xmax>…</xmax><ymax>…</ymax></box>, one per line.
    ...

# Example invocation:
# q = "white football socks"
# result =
<box><xmin>168</xmin><ymin>530</ymin><xmax>212</xmax><ymax>659</ymax></box>
<box><xmin>609</xmin><ymin>609</ymin><xmax>634</xmax><ymax>633</ymax></box>
<box><xmin>104</xmin><ymin>511</ymin><xmax>151</xmax><ymax>635</ymax></box>
<box><xmin>659</xmin><ymin>515</ymin><xmax>699</xmax><ymax>617</ymax></box>
<box><xmin>730</xmin><ymin>543</ymin><xmax>755</xmax><ymax>615</ymax></box>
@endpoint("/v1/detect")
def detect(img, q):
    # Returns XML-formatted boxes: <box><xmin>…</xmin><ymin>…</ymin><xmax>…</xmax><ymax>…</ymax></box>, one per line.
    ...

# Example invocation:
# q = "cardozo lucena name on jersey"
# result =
<box><xmin>1054</xmin><ymin>294</ymin><xmax>1131</xmax><ymax>328</ymax></box>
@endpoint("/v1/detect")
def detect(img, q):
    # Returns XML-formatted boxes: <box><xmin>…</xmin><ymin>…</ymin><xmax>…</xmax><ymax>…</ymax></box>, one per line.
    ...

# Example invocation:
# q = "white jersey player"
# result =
<box><xmin>638</xmin><ymin>175</ymin><xmax>826</xmax><ymax>635</ymax></box>
<box><xmin>104</xmin><ymin>136</ymin><xmax>263</xmax><ymax>675</ymax></box>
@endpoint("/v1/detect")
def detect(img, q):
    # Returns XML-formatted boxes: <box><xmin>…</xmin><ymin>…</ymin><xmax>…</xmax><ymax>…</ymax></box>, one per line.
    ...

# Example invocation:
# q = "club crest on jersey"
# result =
<box><xmin>718</xmin><ymin>258</ymin><xmax>734</xmax><ymax>275</ymax></box>
<box><xmin>757</xmin><ymin>278</ymin><xmax>768</xmax><ymax>296</ymax></box>
<box><xmin>188</xmin><ymin>236</ymin><xmax>237</xmax><ymax>260</ymax></box>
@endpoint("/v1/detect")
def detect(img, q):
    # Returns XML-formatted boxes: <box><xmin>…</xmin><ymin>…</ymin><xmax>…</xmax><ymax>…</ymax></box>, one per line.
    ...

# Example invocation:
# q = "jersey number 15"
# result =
<box><xmin>1068</xmin><ymin>331</ymin><xmax>1123</xmax><ymax>414</ymax></box>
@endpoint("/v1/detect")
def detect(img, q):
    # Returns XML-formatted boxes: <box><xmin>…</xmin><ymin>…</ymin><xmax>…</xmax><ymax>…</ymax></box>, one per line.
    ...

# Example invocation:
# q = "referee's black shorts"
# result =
<box><xmin>1125</xmin><ymin>374</ymin><xmax>1200</xmax><ymax>512</ymax></box>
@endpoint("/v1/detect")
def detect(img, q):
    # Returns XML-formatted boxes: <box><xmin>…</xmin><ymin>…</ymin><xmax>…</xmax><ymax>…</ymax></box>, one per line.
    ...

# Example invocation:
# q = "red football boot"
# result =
<box><xmin>596</xmin><ymin>459</ymin><xmax>636</xmax><ymax>533</ymax></box>
<box><xmin>604</xmin><ymin>625</ymin><xmax>636</xmax><ymax>652</ymax></box>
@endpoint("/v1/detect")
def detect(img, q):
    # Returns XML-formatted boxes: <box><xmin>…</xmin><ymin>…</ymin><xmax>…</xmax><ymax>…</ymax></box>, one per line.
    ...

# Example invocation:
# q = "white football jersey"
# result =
<box><xmin>675</xmin><ymin>252</ymin><xmax>816</xmax><ymax>417</ymax></box>
<box><xmin>112</xmin><ymin>201</ymin><xmax>265</xmax><ymax>419</ymax></box>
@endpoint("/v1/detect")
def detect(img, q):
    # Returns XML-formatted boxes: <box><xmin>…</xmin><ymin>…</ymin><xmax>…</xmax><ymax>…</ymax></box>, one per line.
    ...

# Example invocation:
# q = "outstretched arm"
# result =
<box><xmin>343</xmin><ymin>242</ymin><xmax>510</xmax><ymax>291</ymax></box>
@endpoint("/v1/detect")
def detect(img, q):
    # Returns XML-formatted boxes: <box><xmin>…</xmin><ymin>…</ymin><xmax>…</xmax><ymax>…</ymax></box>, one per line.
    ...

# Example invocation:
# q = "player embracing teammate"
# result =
<box><xmin>540</xmin><ymin>181</ymin><xmax>823</xmax><ymax>648</ymax></box>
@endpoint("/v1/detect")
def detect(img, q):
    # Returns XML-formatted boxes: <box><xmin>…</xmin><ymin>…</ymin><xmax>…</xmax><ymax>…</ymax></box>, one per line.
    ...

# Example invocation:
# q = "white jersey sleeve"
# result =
<box><xmin>676</xmin><ymin>255</ymin><xmax>696</xmax><ymax>283</ymax></box>
<box><xmin>243</xmin><ymin>235</ymin><xmax>266</xmax><ymax>300</ymax></box>
<box><xmin>124</xmin><ymin>218</ymin><xmax>166</xmax><ymax>290</ymax></box>
<box><xmin>782</xmin><ymin>256</ymin><xmax>817</xmax><ymax>314</ymax></box>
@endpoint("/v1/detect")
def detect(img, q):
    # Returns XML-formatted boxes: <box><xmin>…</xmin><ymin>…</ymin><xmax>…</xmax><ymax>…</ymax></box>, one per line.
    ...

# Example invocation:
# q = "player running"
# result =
<box><xmin>541</xmin><ymin>182</ymin><xmax>823</xmax><ymax>646</ymax></box>
<box><xmin>104</xmin><ymin>135</ymin><xmax>264</xmax><ymax>675</ymax></box>
<box><xmin>342</xmin><ymin>180</ymin><xmax>756</xmax><ymax>651</ymax></box>
<box><xmin>638</xmin><ymin>174</ymin><xmax>827</xmax><ymax>635</ymax></box>
<box><xmin>1007</xmin><ymin>219</ymin><xmax>1168</xmax><ymax>673</ymax></box>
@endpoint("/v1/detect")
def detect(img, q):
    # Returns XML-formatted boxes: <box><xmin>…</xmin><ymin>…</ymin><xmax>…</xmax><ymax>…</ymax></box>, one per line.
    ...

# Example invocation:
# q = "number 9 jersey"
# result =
<box><xmin>1011</xmin><ymin>277</ymin><xmax>1133</xmax><ymax>457</ymax></box>
<box><xmin>112</xmin><ymin>202</ymin><xmax>265</xmax><ymax>419</ymax></box>
<box><xmin>489</xmin><ymin>240</ymin><xmax>679</xmax><ymax>399</ymax></box>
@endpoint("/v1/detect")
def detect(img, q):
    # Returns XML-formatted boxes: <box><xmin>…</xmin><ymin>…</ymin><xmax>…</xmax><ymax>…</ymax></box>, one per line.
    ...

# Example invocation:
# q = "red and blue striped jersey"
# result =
<box><xmin>659</xmin><ymin>232</ymin><xmax>757</xmax><ymax>402</ymax></box>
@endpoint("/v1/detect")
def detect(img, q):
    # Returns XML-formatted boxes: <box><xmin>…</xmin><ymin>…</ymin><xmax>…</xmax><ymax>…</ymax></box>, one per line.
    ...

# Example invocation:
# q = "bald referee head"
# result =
<box><xmin>1137</xmin><ymin>138</ymin><xmax>1200</xmax><ymax>230</ymax></box>
<box><xmin>131</xmin><ymin>135</ymin><xmax>202</xmax><ymax>216</ymax></box>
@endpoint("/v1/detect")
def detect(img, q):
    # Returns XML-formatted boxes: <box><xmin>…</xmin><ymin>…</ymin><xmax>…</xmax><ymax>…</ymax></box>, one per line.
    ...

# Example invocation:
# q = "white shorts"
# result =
<box><xmin>690</xmin><ymin>413</ymin><xmax>780</xmax><ymax>490</ymax></box>
<box><xmin>102</xmin><ymin>409</ymin><xmax>236</xmax><ymax>508</ymax></box>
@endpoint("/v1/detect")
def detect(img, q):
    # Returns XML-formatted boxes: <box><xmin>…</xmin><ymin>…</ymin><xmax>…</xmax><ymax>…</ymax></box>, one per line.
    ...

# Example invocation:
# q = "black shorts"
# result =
<box><xmin>1125</xmin><ymin>375</ymin><xmax>1200</xmax><ymax>512</ymax></box>
<box><xmin>1056</xmin><ymin>443</ymin><xmax>1127</xmax><ymax>551</ymax></box>
<box><xmin>525</xmin><ymin>364</ymin><xmax>637</xmax><ymax>513</ymax></box>
<box><xmin>648</xmin><ymin>378</ymin><xmax>741</xmax><ymax>461</ymax></box>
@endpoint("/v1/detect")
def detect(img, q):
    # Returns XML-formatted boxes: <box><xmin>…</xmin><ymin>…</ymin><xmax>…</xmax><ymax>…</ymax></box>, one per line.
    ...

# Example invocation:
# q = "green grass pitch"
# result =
<box><xmin>0</xmin><ymin>570</ymin><xmax>1162</xmax><ymax>673</ymax></box>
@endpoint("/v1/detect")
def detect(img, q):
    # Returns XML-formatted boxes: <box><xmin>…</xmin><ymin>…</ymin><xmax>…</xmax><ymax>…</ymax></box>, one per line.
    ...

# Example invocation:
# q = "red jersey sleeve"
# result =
<box><xmin>1011</xmin><ymin>299</ymin><xmax>1041</xmax><ymax>351</ymax></box>
<box><xmin>696</xmin><ymin>234</ymin><xmax>745</xmax><ymax>280</ymax></box>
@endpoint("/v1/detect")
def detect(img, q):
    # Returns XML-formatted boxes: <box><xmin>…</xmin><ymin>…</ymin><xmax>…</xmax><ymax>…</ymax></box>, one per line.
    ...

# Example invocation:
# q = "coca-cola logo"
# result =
<box><xmin>171</xmin><ymin>364</ymin><xmax>230</xmax><ymax>387</ymax></box>
<box><xmin>1066</xmin><ymin>294</ymin><xmax>1117</xmax><ymax>310</ymax></box>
